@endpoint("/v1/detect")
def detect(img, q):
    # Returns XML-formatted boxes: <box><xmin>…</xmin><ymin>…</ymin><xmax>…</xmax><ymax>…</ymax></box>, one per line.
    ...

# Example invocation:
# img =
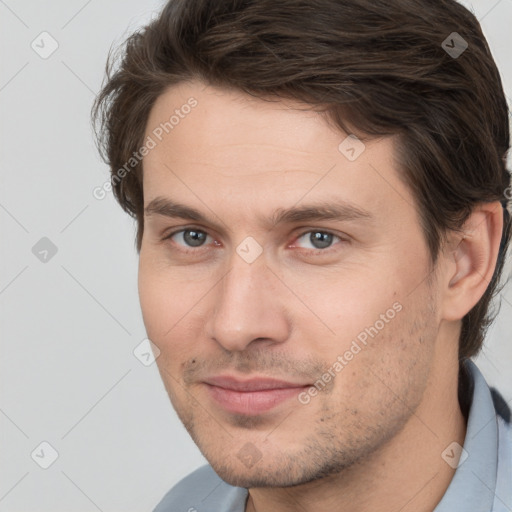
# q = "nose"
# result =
<box><xmin>204</xmin><ymin>253</ymin><xmax>291</xmax><ymax>352</ymax></box>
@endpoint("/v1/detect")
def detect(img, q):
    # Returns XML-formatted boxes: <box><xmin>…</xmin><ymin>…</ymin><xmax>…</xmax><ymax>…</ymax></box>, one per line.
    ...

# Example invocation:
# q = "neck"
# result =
<box><xmin>246</xmin><ymin>328</ymin><xmax>467</xmax><ymax>512</ymax></box>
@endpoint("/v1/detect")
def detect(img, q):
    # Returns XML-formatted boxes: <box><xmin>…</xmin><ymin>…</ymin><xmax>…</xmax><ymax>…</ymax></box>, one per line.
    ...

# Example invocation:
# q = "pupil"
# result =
<box><xmin>311</xmin><ymin>232</ymin><xmax>332</xmax><ymax>249</ymax></box>
<box><xmin>184</xmin><ymin>230</ymin><xmax>206</xmax><ymax>247</ymax></box>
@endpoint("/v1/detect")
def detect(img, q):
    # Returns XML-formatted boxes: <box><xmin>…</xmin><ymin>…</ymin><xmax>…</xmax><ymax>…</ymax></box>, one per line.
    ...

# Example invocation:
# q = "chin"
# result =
<box><xmin>211</xmin><ymin>461</ymin><xmax>301</xmax><ymax>488</ymax></box>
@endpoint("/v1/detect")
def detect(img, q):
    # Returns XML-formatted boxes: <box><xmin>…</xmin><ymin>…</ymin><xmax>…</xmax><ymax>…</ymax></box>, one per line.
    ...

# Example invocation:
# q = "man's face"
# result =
<box><xmin>138</xmin><ymin>80</ymin><xmax>442</xmax><ymax>487</ymax></box>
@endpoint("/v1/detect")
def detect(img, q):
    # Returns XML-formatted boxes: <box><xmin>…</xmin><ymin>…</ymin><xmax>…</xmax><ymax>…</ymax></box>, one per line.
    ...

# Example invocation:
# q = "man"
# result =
<box><xmin>92</xmin><ymin>0</ymin><xmax>512</xmax><ymax>510</ymax></box>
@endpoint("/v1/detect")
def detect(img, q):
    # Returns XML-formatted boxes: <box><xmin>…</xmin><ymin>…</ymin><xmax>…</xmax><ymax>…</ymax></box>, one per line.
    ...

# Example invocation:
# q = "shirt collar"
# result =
<box><xmin>434</xmin><ymin>359</ymin><xmax>499</xmax><ymax>511</ymax></box>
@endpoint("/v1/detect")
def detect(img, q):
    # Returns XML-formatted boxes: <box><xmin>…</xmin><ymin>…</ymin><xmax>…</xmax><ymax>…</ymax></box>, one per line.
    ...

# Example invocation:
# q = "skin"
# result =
<box><xmin>138</xmin><ymin>79</ymin><xmax>503</xmax><ymax>512</ymax></box>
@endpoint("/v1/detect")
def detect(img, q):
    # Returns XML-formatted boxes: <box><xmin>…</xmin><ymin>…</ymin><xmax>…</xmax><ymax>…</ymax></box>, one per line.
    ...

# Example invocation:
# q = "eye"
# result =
<box><xmin>163</xmin><ymin>228</ymin><xmax>213</xmax><ymax>249</ymax></box>
<box><xmin>292</xmin><ymin>230</ymin><xmax>343</xmax><ymax>252</ymax></box>
<box><xmin>162</xmin><ymin>227</ymin><xmax>345</xmax><ymax>255</ymax></box>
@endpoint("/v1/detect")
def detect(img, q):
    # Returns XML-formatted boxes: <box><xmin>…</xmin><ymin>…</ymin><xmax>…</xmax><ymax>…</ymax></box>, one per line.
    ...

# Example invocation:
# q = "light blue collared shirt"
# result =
<box><xmin>153</xmin><ymin>360</ymin><xmax>511</xmax><ymax>512</ymax></box>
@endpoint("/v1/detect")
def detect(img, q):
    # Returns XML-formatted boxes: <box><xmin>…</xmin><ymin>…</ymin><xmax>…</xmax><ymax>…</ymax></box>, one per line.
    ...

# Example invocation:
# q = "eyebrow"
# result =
<box><xmin>144</xmin><ymin>196</ymin><xmax>373</xmax><ymax>229</ymax></box>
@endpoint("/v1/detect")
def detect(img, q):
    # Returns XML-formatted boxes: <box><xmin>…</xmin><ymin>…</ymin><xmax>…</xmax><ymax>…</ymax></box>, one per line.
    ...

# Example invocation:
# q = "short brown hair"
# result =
<box><xmin>92</xmin><ymin>0</ymin><xmax>511</xmax><ymax>362</ymax></box>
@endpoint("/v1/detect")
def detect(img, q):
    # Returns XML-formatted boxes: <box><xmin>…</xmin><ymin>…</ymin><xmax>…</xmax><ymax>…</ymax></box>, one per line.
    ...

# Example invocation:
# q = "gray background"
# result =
<box><xmin>1</xmin><ymin>0</ymin><xmax>511</xmax><ymax>510</ymax></box>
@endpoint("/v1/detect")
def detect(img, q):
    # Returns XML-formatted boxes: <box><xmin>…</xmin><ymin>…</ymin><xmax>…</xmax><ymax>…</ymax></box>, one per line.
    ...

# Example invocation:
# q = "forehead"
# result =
<box><xmin>141</xmin><ymin>80</ymin><xmax>416</xmax><ymax>227</ymax></box>
<box><xmin>144</xmin><ymin>80</ymin><xmax>347</xmax><ymax>168</ymax></box>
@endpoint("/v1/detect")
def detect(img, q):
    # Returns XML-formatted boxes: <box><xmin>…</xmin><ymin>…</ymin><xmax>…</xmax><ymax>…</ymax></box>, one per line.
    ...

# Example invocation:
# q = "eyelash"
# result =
<box><xmin>161</xmin><ymin>226</ymin><xmax>346</xmax><ymax>256</ymax></box>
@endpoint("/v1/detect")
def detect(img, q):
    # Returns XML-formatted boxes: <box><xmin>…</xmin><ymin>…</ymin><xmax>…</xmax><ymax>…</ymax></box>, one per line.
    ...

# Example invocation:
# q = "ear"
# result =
<box><xmin>441</xmin><ymin>201</ymin><xmax>504</xmax><ymax>322</ymax></box>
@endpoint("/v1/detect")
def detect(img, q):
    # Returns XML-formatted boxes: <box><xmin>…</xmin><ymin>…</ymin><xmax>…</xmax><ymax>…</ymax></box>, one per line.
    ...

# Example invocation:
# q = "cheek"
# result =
<box><xmin>309</xmin><ymin>270</ymin><xmax>433</xmax><ymax>386</ymax></box>
<box><xmin>138</xmin><ymin>255</ymin><xmax>208</xmax><ymax>368</ymax></box>
<box><xmin>138</xmin><ymin>262</ymin><xmax>168</xmax><ymax>338</ymax></box>
<box><xmin>287</xmin><ymin>269</ymin><xmax>402</xmax><ymax>356</ymax></box>
<box><xmin>137</xmin><ymin>254</ymin><xmax>187</xmax><ymax>347</ymax></box>
<box><xmin>306</xmin><ymin>330</ymin><xmax>421</xmax><ymax>443</ymax></box>
<box><xmin>338</xmin><ymin>297</ymin><xmax>435</xmax><ymax>403</ymax></box>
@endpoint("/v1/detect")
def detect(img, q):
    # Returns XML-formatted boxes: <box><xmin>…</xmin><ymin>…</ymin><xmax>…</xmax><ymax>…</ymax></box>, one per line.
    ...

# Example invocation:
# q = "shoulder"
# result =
<box><xmin>152</xmin><ymin>464</ymin><xmax>248</xmax><ymax>512</ymax></box>
<box><xmin>495</xmin><ymin>414</ymin><xmax>512</xmax><ymax>508</ymax></box>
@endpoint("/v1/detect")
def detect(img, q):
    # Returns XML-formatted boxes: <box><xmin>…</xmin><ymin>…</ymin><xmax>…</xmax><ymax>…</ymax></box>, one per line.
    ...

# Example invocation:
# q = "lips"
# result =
<box><xmin>203</xmin><ymin>375</ymin><xmax>310</xmax><ymax>415</ymax></box>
